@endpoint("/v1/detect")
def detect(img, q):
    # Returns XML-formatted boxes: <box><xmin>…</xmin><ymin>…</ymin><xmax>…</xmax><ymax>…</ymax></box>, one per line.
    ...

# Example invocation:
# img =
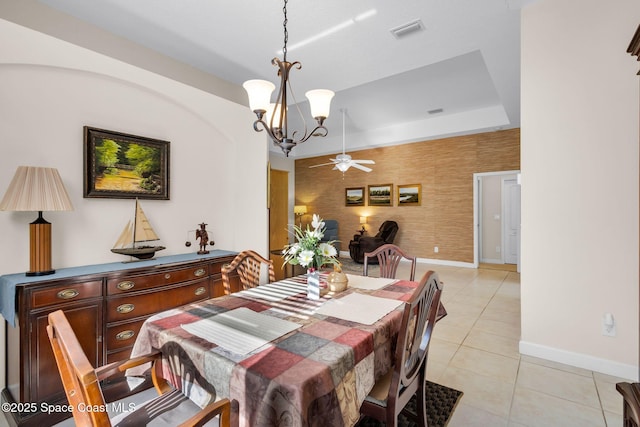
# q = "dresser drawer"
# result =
<box><xmin>31</xmin><ymin>280</ymin><xmax>102</xmax><ymax>309</ymax></box>
<box><xmin>105</xmin><ymin>319</ymin><xmax>146</xmax><ymax>351</ymax></box>
<box><xmin>106</xmin><ymin>264</ymin><xmax>210</xmax><ymax>295</ymax></box>
<box><xmin>106</xmin><ymin>279</ymin><xmax>210</xmax><ymax>322</ymax></box>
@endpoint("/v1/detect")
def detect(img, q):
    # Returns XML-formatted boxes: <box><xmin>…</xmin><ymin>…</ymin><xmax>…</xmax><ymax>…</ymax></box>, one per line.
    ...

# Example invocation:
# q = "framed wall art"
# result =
<box><xmin>83</xmin><ymin>126</ymin><xmax>170</xmax><ymax>199</ymax></box>
<box><xmin>397</xmin><ymin>184</ymin><xmax>422</xmax><ymax>206</ymax></box>
<box><xmin>368</xmin><ymin>184</ymin><xmax>393</xmax><ymax>206</ymax></box>
<box><xmin>345</xmin><ymin>187</ymin><xmax>365</xmax><ymax>206</ymax></box>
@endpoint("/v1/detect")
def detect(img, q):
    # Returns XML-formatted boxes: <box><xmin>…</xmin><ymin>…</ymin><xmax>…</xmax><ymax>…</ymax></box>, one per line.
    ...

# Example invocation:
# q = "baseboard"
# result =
<box><xmin>416</xmin><ymin>257</ymin><xmax>475</xmax><ymax>269</ymax></box>
<box><xmin>519</xmin><ymin>340</ymin><xmax>639</xmax><ymax>381</ymax></box>
<box><xmin>338</xmin><ymin>252</ymin><xmax>475</xmax><ymax>269</ymax></box>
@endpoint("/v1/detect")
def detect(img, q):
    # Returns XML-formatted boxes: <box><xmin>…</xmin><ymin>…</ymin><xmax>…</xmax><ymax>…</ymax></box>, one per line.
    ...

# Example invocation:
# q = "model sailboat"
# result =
<box><xmin>111</xmin><ymin>199</ymin><xmax>165</xmax><ymax>260</ymax></box>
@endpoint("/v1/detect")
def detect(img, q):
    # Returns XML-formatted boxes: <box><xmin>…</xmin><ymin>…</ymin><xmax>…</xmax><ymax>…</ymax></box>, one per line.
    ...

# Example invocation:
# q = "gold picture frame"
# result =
<box><xmin>368</xmin><ymin>184</ymin><xmax>393</xmax><ymax>207</ymax></box>
<box><xmin>397</xmin><ymin>184</ymin><xmax>422</xmax><ymax>206</ymax></box>
<box><xmin>345</xmin><ymin>187</ymin><xmax>365</xmax><ymax>206</ymax></box>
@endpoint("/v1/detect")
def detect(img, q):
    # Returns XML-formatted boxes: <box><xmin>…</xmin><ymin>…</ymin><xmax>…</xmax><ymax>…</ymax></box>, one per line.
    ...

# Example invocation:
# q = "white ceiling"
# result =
<box><xmin>36</xmin><ymin>0</ymin><xmax>531</xmax><ymax>158</ymax></box>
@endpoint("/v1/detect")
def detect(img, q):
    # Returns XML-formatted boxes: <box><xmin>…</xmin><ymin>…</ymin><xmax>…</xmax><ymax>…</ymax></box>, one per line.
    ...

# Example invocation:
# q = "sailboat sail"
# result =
<box><xmin>133</xmin><ymin>202</ymin><xmax>160</xmax><ymax>243</ymax></box>
<box><xmin>113</xmin><ymin>220</ymin><xmax>134</xmax><ymax>249</ymax></box>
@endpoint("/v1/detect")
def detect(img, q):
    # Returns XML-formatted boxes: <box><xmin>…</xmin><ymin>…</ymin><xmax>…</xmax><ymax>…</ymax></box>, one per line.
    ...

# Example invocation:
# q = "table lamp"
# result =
<box><xmin>359</xmin><ymin>216</ymin><xmax>367</xmax><ymax>234</ymax></box>
<box><xmin>0</xmin><ymin>166</ymin><xmax>74</xmax><ymax>276</ymax></box>
<box><xmin>294</xmin><ymin>205</ymin><xmax>307</xmax><ymax>228</ymax></box>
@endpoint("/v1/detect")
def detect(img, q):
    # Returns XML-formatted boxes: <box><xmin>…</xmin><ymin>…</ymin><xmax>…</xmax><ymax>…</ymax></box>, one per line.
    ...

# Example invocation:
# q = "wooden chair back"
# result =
<box><xmin>360</xmin><ymin>270</ymin><xmax>442</xmax><ymax>426</ymax></box>
<box><xmin>47</xmin><ymin>309</ymin><xmax>113</xmax><ymax>427</ymax></box>
<box><xmin>221</xmin><ymin>250</ymin><xmax>276</xmax><ymax>294</ymax></box>
<box><xmin>364</xmin><ymin>243</ymin><xmax>417</xmax><ymax>281</ymax></box>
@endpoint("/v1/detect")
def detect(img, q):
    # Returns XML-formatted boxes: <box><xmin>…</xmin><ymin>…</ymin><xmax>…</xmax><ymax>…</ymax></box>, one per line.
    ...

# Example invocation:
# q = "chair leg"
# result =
<box><xmin>416</xmin><ymin>375</ymin><xmax>428</xmax><ymax>427</ymax></box>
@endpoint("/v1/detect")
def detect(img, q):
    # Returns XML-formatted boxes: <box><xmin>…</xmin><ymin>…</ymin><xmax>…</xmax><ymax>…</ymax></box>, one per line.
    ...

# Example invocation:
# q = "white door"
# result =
<box><xmin>503</xmin><ymin>179</ymin><xmax>521</xmax><ymax>265</ymax></box>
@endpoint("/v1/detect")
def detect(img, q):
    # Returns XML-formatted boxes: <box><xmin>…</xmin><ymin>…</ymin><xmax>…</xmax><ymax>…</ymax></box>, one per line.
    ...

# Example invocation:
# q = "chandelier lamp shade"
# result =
<box><xmin>243</xmin><ymin>0</ymin><xmax>334</xmax><ymax>157</ymax></box>
<box><xmin>0</xmin><ymin>166</ymin><xmax>74</xmax><ymax>276</ymax></box>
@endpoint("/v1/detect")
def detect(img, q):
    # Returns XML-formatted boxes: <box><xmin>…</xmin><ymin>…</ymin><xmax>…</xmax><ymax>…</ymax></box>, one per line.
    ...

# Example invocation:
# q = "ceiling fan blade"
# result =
<box><xmin>309</xmin><ymin>162</ymin><xmax>337</xmax><ymax>168</ymax></box>
<box><xmin>351</xmin><ymin>163</ymin><xmax>372</xmax><ymax>172</ymax></box>
<box><xmin>352</xmin><ymin>159</ymin><xmax>375</xmax><ymax>164</ymax></box>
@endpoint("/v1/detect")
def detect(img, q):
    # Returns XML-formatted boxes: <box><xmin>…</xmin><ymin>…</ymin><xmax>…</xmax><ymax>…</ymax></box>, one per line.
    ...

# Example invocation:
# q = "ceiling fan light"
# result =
<box><xmin>336</xmin><ymin>162</ymin><xmax>350</xmax><ymax>172</ymax></box>
<box><xmin>243</xmin><ymin>79</ymin><xmax>275</xmax><ymax>113</ymax></box>
<box><xmin>306</xmin><ymin>89</ymin><xmax>335</xmax><ymax>120</ymax></box>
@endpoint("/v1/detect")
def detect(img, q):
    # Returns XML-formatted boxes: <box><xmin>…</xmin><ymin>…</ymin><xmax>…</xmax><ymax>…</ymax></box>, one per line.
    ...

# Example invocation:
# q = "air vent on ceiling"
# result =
<box><xmin>390</xmin><ymin>19</ymin><xmax>425</xmax><ymax>39</ymax></box>
<box><xmin>428</xmin><ymin>108</ymin><xmax>444</xmax><ymax>115</ymax></box>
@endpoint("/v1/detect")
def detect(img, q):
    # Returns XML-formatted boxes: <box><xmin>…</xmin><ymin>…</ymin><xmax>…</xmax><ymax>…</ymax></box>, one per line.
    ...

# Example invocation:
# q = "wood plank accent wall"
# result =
<box><xmin>294</xmin><ymin>128</ymin><xmax>520</xmax><ymax>263</ymax></box>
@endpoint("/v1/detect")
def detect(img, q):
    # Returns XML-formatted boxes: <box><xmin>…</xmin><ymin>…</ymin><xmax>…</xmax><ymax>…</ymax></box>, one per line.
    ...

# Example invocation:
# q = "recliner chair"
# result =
<box><xmin>320</xmin><ymin>219</ymin><xmax>341</xmax><ymax>253</ymax></box>
<box><xmin>349</xmin><ymin>220</ymin><xmax>399</xmax><ymax>264</ymax></box>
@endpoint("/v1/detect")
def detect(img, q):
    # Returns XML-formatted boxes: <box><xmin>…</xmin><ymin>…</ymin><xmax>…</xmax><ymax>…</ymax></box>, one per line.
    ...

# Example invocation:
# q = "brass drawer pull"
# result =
<box><xmin>115</xmin><ymin>330</ymin><xmax>135</xmax><ymax>341</ymax></box>
<box><xmin>194</xmin><ymin>286</ymin><xmax>206</xmax><ymax>296</ymax></box>
<box><xmin>165</xmin><ymin>273</ymin><xmax>171</xmax><ymax>279</ymax></box>
<box><xmin>194</xmin><ymin>268</ymin><xmax>206</xmax><ymax>277</ymax></box>
<box><xmin>116</xmin><ymin>303</ymin><xmax>135</xmax><ymax>314</ymax></box>
<box><xmin>116</xmin><ymin>281</ymin><xmax>135</xmax><ymax>291</ymax></box>
<box><xmin>56</xmin><ymin>289</ymin><xmax>79</xmax><ymax>299</ymax></box>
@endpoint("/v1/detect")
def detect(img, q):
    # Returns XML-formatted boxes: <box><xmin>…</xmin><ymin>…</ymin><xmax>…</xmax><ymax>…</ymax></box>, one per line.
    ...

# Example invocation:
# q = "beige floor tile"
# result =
<box><xmin>510</xmin><ymin>387</ymin><xmax>605</xmax><ymax>427</ymax></box>
<box><xmin>428</xmin><ymin>337</ymin><xmax>461</xmax><ymax>364</ymax></box>
<box><xmin>462</xmin><ymin>329</ymin><xmax>520</xmax><ymax>359</ymax></box>
<box><xmin>596</xmin><ymin>379</ymin><xmax>623</xmax><ymax>415</ymax></box>
<box><xmin>450</xmin><ymin>346</ymin><xmax>520</xmax><ymax>384</ymax></box>
<box><xmin>439</xmin><ymin>365</ymin><xmax>515</xmax><ymax>418</ymax></box>
<box><xmin>433</xmin><ymin>322</ymin><xmax>470</xmax><ymax>344</ymax></box>
<box><xmin>519</xmin><ymin>355</ymin><xmax>593</xmax><ymax>378</ymax></box>
<box><xmin>472</xmin><ymin>317</ymin><xmax>521</xmax><ymax>340</ymax></box>
<box><xmin>516</xmin><ymin>361</ymin><xmax>600</xmax><ymax>408</ymax></box>
<box><xmin>447</xmin><ymin>403</ymin><xmax>508</xmax><ymax>427</ymax></box>
<box><xmin>480</xmin><ymin>307</ymin><xmax>521</xmax><ymax>325</ymax></box>
<box><xmin>604</xmin><ymin>410</ymin><xmax>623</xmax><ymax>426</ymax></box>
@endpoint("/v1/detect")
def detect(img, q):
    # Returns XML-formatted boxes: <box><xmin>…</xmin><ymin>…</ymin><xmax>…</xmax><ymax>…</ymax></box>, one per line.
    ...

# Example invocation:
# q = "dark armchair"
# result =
<box><xmin>349</xmin><ymin>220</ymin><xmax>398</xmax><ymax>264</ymax></box>
<box><xmin>321</xmin><ymin>219</ymin><xmax>341</xmax><ymax>253</ymax></box>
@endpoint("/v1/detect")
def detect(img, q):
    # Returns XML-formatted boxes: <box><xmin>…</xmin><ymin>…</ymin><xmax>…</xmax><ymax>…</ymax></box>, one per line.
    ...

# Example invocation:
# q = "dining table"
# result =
<box><xmin>130</xmin><ymin>272</ymin><xmax>445</xmax><ymax>427</ymax></box>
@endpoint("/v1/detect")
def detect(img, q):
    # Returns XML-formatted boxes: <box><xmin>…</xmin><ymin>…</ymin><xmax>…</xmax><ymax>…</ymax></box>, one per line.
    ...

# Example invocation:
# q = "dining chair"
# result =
<box><xmin>47</xmin><ymin>309</ymin><xmax>231</xmax><ymax>427</ymax></box>
<box><xmin>617</xmin><ymin>382</ymin><xmax>640</xmax><ymax>426</ymax></box>
<box><xmin>363</xmin><ymin>243</ymin><xmax>417</xmax><ymax>281</ymax></box>
<box><xmin>359</xmin><ymin>270</ymin><xmax>442</xmax><ymax>427</ymax></box>
<box><xmin>221</xmin><ymin>250</ymin><xmax>276</xmax><ymax>294</ymax></box>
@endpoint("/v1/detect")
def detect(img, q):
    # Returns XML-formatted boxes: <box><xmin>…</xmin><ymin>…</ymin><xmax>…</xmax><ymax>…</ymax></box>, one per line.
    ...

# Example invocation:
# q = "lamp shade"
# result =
<box><xmin>0</xmin><ymin>166</ymin><xmax>73</xmax><ymax>212</ymax></box>
<box><xmin>294</xmin><ymin>205</ymin><xmax>307</xmax><ymax>215</ymax></box>
<box><xmin>243</xmin><ymin>79</ymin><xmax>276</xmax><ymax>113</ymax></box>
<box><xmin>360</xmin><ymin>216</ymin><xmax>367</xmax><ymax>225</ymax></box>
<box><xmin>305</xmin><ymin>89</ymin><xmax>335</xmax><ymax>119</ymax></box>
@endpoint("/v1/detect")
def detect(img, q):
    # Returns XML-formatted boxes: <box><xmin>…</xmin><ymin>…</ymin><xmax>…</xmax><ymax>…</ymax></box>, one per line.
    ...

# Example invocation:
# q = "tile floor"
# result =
<box><xmin>409</xmin><ymin>263</ymin><xmax>625</xmax><ymax>427</ymax></box>
<box><xmin>0</xmin><ymin>263</ymin><xmax>627</xmax><ymax>427</ymax></box>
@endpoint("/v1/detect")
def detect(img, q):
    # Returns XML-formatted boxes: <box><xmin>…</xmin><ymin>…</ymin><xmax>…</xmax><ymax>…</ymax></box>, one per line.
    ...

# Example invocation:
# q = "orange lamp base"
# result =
<box><xmin>27</xmin><ymin>212</ymin><xmax>55</xmax><ymax>276</ymax></box>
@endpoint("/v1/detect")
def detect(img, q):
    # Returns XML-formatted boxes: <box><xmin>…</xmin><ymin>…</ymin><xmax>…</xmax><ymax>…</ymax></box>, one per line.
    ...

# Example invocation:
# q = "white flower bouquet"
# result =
<box><xmin>283</xmin><ymin>214</ymin><xmax>339</xmax><ymax>271</ymax></box>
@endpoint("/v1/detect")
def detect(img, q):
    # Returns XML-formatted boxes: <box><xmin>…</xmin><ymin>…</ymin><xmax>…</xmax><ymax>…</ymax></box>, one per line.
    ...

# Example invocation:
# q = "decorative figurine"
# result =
<box><xmin>185</xmin><ymin>222</ymin><xmax>215</xmax><ymax>254</ymax></box>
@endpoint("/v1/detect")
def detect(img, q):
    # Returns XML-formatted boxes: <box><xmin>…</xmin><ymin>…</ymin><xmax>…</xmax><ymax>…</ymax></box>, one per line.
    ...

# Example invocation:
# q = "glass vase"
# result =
<box><xmin>306</xmin><ymin>269</ymin><xmax>321</xmax><ymax>300</ymax></box>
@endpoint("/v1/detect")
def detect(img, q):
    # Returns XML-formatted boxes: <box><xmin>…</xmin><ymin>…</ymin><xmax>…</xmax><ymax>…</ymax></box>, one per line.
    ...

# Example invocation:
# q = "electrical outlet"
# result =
<box><xmin>434</xmin><ymin>246</ymin><xmax>439</xmax><ymax>253</ymax></box>
<box><xmin>602</xmin><ymin>313</ymin><xmax>616</xmax><ymax>337</ymax></box>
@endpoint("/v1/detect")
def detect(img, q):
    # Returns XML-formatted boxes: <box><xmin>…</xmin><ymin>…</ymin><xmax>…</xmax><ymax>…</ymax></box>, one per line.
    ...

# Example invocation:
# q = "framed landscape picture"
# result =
<box><xmin>345</xmin><ymin>187</ymin><xmax>365</xmax><ymax>206</ymax></box>
<box><xmin>398</xmin><ymin>184</ymin><xmax>422</xmax><ymax>206</ymax></box>
<box><xmin>368</xmin><ymin>184</ymin><xmax>393</xmax><ymax>206</ymax></box>
<box><xmin>83</xmin><ymin>126</ymin><xmax>170</xmax><ymax>199</ymax></box>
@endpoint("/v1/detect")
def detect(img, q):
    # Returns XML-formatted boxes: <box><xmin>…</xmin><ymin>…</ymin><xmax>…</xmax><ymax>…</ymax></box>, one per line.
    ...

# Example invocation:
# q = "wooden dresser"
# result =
<box><xmin>0</xmin><ymin>251</ymin><xmax>238</xmax><ymax>427</ymax></box>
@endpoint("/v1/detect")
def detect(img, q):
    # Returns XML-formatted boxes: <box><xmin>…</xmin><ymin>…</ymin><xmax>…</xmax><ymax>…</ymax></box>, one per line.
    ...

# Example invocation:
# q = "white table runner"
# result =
<box><xmin>314</xmin><ymin>292</ymin><xmax>404</xmax><ymax>325</ymax></box>
<box><xmin>181</xmin><ymin>307</ymin><xmax>301</xmax><ymax>355</ymax></box>
<box><xmin>346</xmin><ymin>274</ymin><xmax>397</xmax><ymax>290</ymax></box>
<box><xmin>233</xmin><ymin>280</ymin><xmax>307</xmax><ymax>302</ymax></box>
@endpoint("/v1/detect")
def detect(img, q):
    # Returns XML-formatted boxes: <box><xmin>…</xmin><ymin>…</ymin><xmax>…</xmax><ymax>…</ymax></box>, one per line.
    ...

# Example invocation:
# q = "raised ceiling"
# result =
<box><xmin>36</xmin><ymin>0</ymin><xmax>532</xmax><ymax>158</ymax></box>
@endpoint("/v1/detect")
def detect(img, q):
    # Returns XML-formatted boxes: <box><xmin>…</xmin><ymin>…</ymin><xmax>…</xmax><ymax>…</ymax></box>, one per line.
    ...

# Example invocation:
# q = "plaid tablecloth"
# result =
<box><xmin>131</xmin><ymin>275</ymin><xmax>421</xmax><ymax>427</ymax></box>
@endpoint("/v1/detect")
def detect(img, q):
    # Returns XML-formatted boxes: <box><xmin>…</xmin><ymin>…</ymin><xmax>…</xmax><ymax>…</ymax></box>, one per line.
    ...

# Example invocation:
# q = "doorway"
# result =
<box><xmin>269</xmin><ymin>168</ymin><xmax>289</xmax><ymax>281</ymax></box>
<box><xmin>473</xmin><ymin>171</ymin><xmax>521</xmax><ymax>271</ymax></box>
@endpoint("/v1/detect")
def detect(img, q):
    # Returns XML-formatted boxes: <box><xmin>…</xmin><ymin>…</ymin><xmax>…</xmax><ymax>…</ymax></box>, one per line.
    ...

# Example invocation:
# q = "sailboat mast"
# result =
<box><xmin>132</xmin><ymin>198</ymin><xmax>138</xmax><ymax>249</ymax></box>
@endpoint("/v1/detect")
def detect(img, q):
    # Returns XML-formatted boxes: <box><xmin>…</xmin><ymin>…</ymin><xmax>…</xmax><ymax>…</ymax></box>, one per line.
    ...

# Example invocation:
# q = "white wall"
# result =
<box><xmin>0</xmin><ymin>19</ymin><xmax>269</xmax><ymax>388</ymax></box>
<box><xmin>521</xmin><ymin>0</ymin><xmax>639</xmax><ymax>379</ymax></box>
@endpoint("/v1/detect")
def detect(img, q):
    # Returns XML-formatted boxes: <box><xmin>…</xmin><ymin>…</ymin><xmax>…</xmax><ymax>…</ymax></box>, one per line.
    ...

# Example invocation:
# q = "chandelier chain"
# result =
<box><xmin>282</xmin><ymin>0</ymin><xmax>288</xmax><ymax>61</ymax></box>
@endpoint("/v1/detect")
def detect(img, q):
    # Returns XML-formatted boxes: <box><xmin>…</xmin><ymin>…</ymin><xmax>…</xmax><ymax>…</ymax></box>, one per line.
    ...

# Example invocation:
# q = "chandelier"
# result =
<box><xmin>243</xmin><ymin>0</ymin><xmax>334</xmax><ymax>157</ymax></box>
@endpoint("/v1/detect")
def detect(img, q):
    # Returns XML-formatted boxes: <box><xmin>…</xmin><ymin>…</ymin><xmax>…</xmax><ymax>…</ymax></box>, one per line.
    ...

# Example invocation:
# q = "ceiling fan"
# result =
<box><xmin>309</xmin><ymin>109</ymin><xmax>375</xmax><ymax>173</ymax></box>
